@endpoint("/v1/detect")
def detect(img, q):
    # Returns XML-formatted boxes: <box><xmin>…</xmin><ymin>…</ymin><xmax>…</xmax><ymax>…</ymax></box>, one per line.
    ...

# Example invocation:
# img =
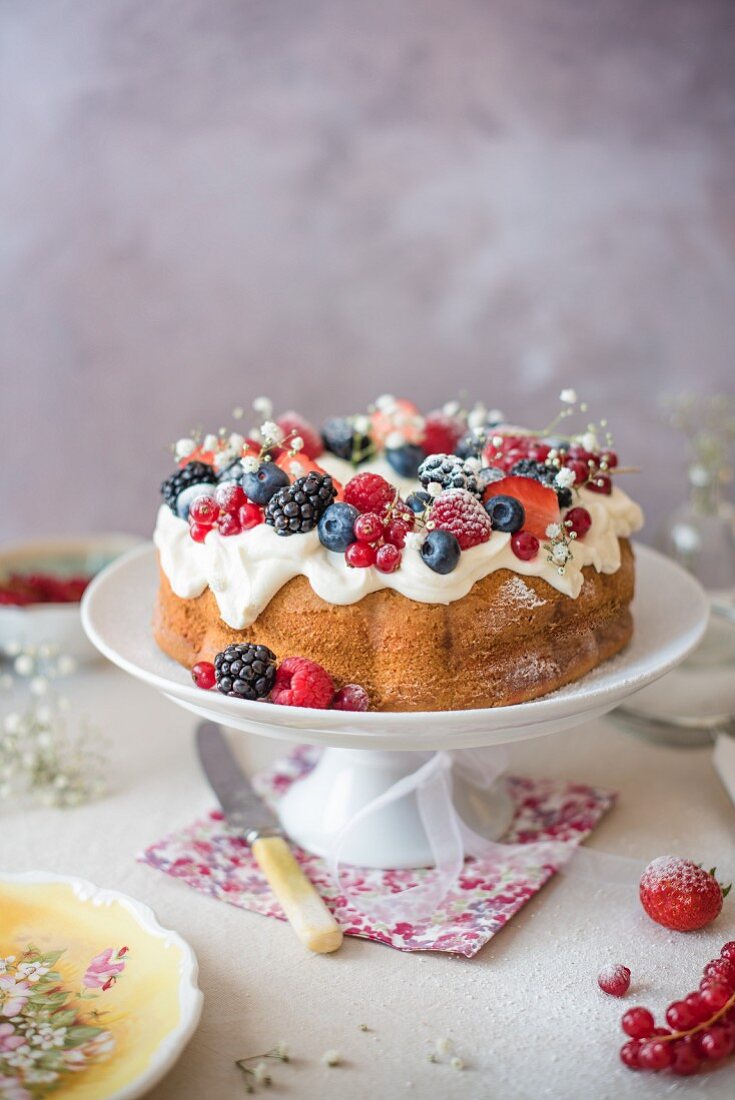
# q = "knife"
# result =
<box><xmin>196</xmin><ymin>722</ymin><xmax>343</xmax><ymax>954</ymax></box>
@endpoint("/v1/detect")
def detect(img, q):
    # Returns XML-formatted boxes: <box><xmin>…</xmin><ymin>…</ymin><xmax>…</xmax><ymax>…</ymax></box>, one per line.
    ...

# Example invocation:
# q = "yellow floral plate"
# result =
<box><xmin>0</xmin><ymin>872</ymin><xmax>203</xmax><ymax>1100</ymax></box>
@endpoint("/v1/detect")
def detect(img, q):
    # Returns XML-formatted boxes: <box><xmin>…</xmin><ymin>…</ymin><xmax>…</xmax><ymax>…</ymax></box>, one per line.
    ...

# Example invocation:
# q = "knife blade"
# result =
<box><xmin>196</xmin><ymin>722</ymin><xmax>280</xmax><ymax>841</ymax></box>
<box><xmin>195</xmin><ymin>722</ymin><xmax>343</xmax><ymax>954</ymax></box>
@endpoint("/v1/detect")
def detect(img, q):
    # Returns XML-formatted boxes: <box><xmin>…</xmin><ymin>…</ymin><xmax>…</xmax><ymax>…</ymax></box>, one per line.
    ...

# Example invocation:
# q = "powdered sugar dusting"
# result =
<box><xmin>499</xmin><ymin>574</ymin><xmax>547</xmax><ymax>609</ymax></box>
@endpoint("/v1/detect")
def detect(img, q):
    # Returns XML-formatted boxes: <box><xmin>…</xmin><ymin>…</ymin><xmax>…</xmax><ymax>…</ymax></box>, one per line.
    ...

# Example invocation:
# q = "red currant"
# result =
<box><xmin>597</xmin><ymin>964</ymin><xmax>631</xmax><ymax>997</ymax></box>
<box><xmin>189</xmin><ymin>494</ymin><xmax>219</xmax><ymax>525</ymax></box>
<box><xmin>638</xmin><ymin>1040</ymin><xmax>673</xmax><ymax>1071</ymax></box>
<box><xmin>600</xmin><ymin>450</ymin><xmax>618</xmax><ymax>469</ymax></box>
<box><xmin>345</xmin><ymin>542</ymin><xmax>376</xmax><ymax>568</ymax></box>
<box><xmin>238</xmin><ymin>502</ymin><xmax>263</xmax><ymax>530</ymax></box>
<box><xmin>527</xmin><ymin>443</ymin><xmax>551</xmax><ymax>462</ymax></box>
<box><xmin>564</xmin><ymin>507</ymin><xmax>592</xmax><ymax>539</ymax></box>
<box><xmin>699</xmin><ymin>1025</ymin><xmax>734</xmax><ymax>1061</ymax></box>
<box><xmin>510</xmin><ymin>531</ymin><xmax>540</xmax><ymax>561</ymax></box>
<box><xmin>721</xmin><ymin>942</ymin><xmax>735</xmax><ymax>961</ymax></box>
<box><xmin>332</xmin><ymin>684</ymin><xmax>370</xmax><ymax>711</ymax></box>
<box><xmin>670</xmin><ymin>1038</ymin><xmax>701</xmax><ymax>1076</ymax></box>
<box><xmin>622</xmin><ymin>1007</ymin><xmax>655</xmax><ymax>1040</ymax></box>
<box><xmin>565</xmin><ymin>459</ymin><xmax>590</xmax><ymax>486</ymax></box>
<box><xmin>385</xmin><ymin>518</ymin><xmax>412</xmax><ymax>548</ymax></box>
<box><xmin>666</xmin><ymin>1000</ymin><xmax>697</xmax><ymax>1031</ymax></box>
<box><xmin>683</xmin><ymin>992</ymin><xmax>708</xmax><ymax>1024</ymax></box>
<box><xmin>619</xmin><ymin>1040</ymin><xmax>641</xmax><ymax>1069</ymax></box>
<box><xmin>217</xmin><ymin>512</ymin><xmax>242</xmax><ymax>537</ymax></box>
<box><xmin>700</xmin><ymin>982</ymin><xmax>731</xmax><ymax>1012</ymax></box>
<box><xmin>214</xmin><ymin>483</ymin><xmax>247</xmax><ymax>513</ymax></box>
<box><xmin>586</xmin><ymin>473</ymin><xmax>612</xmax><ymax>495</ymax></box>
<box><xmin>191</xmin><ymin>661</ymin><xmax>216</xmax><ymax>690</ymax></box>
<box><xmin>375</xmin><ymin>544</ymin><xmax>401</xmax><ymax>573</ymax></box>
<box><xmin>354</xmin><ymin>512</ymin><xmax>384</xmax><ymax>544</ymax></box>
<box><xmin>704</xmin><ymin>959</ymin><xmax>735</xmax><ymax>988</ymax></box>
<box><xmin>188</xmin><ymin>522</ymin><xmax>211</xmax><ymax>543</ymax></box>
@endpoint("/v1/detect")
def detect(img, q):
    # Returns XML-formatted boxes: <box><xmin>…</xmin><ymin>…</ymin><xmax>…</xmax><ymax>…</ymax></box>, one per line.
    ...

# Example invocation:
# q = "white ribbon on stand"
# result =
<box><xmin>327</xmin><ymin>747</ymin><xmax>644</xmax><ymax>924</ymax></box>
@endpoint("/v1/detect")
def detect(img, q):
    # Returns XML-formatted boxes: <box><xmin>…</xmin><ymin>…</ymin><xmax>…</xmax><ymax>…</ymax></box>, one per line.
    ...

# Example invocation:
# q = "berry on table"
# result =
<box><xmin>354</xmin><ymin>512</ymin><xmax>384</xmax><ymax>544</ymax></box>
<box><xmin>214</xmin><ymin>644</ymin><xmax>277</xmax><ymax>701</ymax></box>
<box><xmin>375</xmin><ymin>543</ymin><xmax>401</xmax><ymax>573</ymax></box>
<box><xmin>344</xmin><ymin>472</ymin><xmax>396</xmax><ymax>516</ymax></box>
<box><xmin>345</xmin><ymin>541</ymin><xmax>376</xmax><ymax>568</ymax></box>
<box><xmin>266</xmin><ymin>473</ymin><xmax>337</xmax><ymax>536</ymax></box>
<box><xmin>484</xmin><ymin>494</ymin><xmax>525</xmax><ymax>534</ymax></box>
<box><xmin>564</xmin><ymin>507</ymin><xmax>592</xmax><ymax>539</ymax></box>
<box><xmin>619</xmin><ymin>1040</ymin><xmax>641</xmax><ymax>1069</ymax></box>
<box><xmin>638</xmin><ymin>1040</ymin><xmax>672</xmax><ymax>1071</ymax></box>
<box><xmin>429</xmin><ymin>489</ymin><xmax>492</xmax><ymax>550</ymax></box>
<box><xmin>639</xmin><ymin>856</ymin><xmax>729</xmax><ymax>932</ymax></box>
<box><xmin>598</xmin><ymin>964</ymin><xmax>631</xmax><ymax>997</ymax></box>
<box><xmin>332</xmin><ymin>684</ymin><xmax>370</xmax><ymax>711</ymax></box>
<box><xmin>271</xmin><ymin>656</ymin><xmax>335</xmax><ymax>709</ymax></box>
<box><xmin>699</xmin><ymin>983</ymin><xmax>730</xmax><ymax>1010</ymax></box>
<box><xmin>420</xmin><ymin>529</ymin><xmax>461</xmax><ymax>574</ymax></box>
<box><xmin>242</xmin><ymin>461</ymin><xmax>290</xmax><ymax>505</ymax></box>
<box><xmin>161</xmin><ymin>460</ymin><xmax>217</xmax><ymax>515</ymax></box>
<box><xmin>318</xmin><ymin>503</ymin><xmax>359</xmax><ymax>552</ymax></box>
<box><xmin>621</xmin><ymin>1007</ymin><xmax>655</xmax><ymax>1040</ymax></box>
<box><xmin>670</xmin><ymin>1038</ymin><xmax>701</xmax><ymax>1075</ymax></box>
<box><xmin>510</xmin><ymin>531</ymin><xmax>539</xmax><ymax>561</ymax></box>
<box><xmin>666</xmin><ymin>1001</ymin><xmax>698</xmax><ymax>1032</ymax></box>
<box><xmin>418</xmin><ymin>453</ymin><xmax>480</xmax><ymax>497</ymax></box>
<box><xmin>699</xmin><ymin>1025</ymin><xmax>734</xmax><ymax>1061</ymax></box>
<box><xmin>386</xmin><ymin>444</ymin><xmax>424</xmax><ymax>478</ymax></box>
<box><xmin>191</xmin><ymin>661</ymin><xmax>216</xmax><ymax>690</ymax></box>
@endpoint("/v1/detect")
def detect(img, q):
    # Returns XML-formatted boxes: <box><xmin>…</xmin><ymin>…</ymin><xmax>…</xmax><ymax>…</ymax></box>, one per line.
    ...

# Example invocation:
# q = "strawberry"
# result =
<box><xmin>276</xmin><ymin>411</ymin><xmax>324</xmax><ymax>460</ymax></box>
<box><xmin>423</xmin><ymin>410</ymin><xmax>464</xmax><ymax>456</ymax></box>
<box><xmin>483</xmin><ymin>476</ymin><xmax>559</xmax><ymax>540</ymax></box>
<box><xmin>639</xmin><ymin>856</ymin><xmax>730</xmax><ymax>932</ymax></box>
<box><xmin>275</xmin><ymin>452</ymin><xmax>343</xmax><ymax>497</ymax></box>
<box><xmin>371</xmin><ymin>398</ymin><xmax>424</xmax><ymax>447</ymax></box>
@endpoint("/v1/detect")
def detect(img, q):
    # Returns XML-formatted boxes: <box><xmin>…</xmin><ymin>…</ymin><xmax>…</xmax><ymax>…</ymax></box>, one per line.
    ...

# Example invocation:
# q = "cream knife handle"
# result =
<box><xmin>251</xmin><ymin>835</ymin><xmax>343</xmax><ymax>954</ymax></box>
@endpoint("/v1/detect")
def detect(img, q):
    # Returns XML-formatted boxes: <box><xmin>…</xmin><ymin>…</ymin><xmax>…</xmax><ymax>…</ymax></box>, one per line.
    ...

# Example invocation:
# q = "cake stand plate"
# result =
<box><xmin>82</xmin><ymin>543</ymin><xmax>708</xmax><ymax>868</ymax></box>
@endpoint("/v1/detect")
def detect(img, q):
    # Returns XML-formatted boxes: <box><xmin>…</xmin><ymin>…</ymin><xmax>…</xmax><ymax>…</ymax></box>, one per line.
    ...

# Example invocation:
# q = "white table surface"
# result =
<box><xmin>2</xmin><ymin>664</ymin><xmax>735</xmax><ymax>1100</ymax></box>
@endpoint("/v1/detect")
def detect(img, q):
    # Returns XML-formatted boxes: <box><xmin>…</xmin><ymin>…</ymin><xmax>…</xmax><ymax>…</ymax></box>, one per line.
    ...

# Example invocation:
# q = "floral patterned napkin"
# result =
<box><xmin>139</xmin><ymin>746</ymin><xmax>615</xmax><ymax>957</ymax></box>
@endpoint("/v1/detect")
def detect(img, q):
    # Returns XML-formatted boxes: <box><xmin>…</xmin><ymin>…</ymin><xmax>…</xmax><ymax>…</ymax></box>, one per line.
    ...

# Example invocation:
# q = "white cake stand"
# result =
<box><xmin>82</xmin><ymin>543</ymin><xmax>708</xmax><ymax>868</ymax></box>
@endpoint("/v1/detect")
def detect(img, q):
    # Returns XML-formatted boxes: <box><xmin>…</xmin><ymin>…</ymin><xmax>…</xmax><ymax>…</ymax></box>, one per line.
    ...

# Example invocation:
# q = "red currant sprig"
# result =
<box><xmin>620</xmin><ymin>942</ymin><xmax>735</xmax><ymax>1075</ymax></box>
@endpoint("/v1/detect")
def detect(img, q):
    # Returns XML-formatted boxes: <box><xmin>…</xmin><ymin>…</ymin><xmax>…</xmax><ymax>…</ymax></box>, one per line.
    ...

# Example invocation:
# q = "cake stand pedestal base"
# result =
<box><xmin>276</xmin><ymin>746</ymin><xmax>515</xmax><ymax>869</ymax></box>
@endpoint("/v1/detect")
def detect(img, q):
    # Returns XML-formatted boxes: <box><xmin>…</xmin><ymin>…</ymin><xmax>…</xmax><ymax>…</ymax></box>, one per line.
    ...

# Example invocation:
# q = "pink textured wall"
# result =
<box><xmin>2</xmin><ymin>0</ymin><xmax>735</xmax><ymax>541</ymax></box>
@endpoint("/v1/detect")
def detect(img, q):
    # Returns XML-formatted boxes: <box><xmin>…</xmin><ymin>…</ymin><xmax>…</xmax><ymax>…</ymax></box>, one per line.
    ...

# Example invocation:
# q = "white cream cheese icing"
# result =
<box><xmin>154</xmin><ymin>483</ymin><xmax>644</xmax><ymax>631</ymax></box>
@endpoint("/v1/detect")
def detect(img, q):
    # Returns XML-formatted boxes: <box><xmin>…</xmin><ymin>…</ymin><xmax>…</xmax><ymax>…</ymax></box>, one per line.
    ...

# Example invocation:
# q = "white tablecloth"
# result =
<box><xmin>2</xmin><ymin>665</ymin><xmax>735</xmax><ymax>1099</ymax></box>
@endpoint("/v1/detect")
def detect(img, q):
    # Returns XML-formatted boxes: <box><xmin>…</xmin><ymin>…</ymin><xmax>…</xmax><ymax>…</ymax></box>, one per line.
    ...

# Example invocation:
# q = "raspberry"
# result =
<box><xmin>191</xmin><ymin>661</ymin><xmax>216</xmax><ymax>690</ymax></box>
<box><xmin>598</xmin><ymin>965</ymin><xmax>631</xmax><ymax>997</ymax></box>
<box><xmin>271</xmin><ymin>657</ymin><xmax>334</xmax><ymax>709</ymax></box>
<box><xmin>429</xmin><ymin>489</ymin><xmax>492</xmax><ymax>550</ymax></box>
<box><xmin>332</xmin><ymin>684</ymin><xmax>370</xmax><ymax>711</ymax></box>
<box><xmin>344</xmin><ymin>472</ymin><xmax>396</xmax><ymax>516</ymax></box>
<box><xmin>423</xmin><ymin>410</ymin><xmax>464</xmax><ymax>456</ymax></box>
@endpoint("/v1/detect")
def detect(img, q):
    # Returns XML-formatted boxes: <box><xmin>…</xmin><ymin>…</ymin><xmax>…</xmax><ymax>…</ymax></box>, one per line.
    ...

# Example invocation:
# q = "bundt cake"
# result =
<box><xmin>153</xmin><ymin>395</ymin><xmax>644</xmax><ymax>711</ymax></box>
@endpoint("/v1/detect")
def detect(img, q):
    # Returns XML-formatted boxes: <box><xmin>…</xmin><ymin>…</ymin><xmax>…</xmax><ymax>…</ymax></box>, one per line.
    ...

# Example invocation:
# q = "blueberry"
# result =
<box><xmin>322</xmin><ymin>416</ymin><xmax>372</xmax><ymax>462</ymax></box>
<box><xmin>420</xmin><ymin>529</ymin><xmax>461</xmax><ymax>574</ymax></box>
<box><xmin>175</xmin><ymin>483</ymin><xmax>216</xmax><ymax>520</ymax></box>
<box><xmin>318</xmin><ymin>502</ymin><xmax>360</xmax><ymax>552</ymax></box>
<box><xmin>477</xmin><ymin>466</ymin><xmax>505</xmax><ymax>490</ymax></box>
<box><xmin>406</xmin><ymin>491</ymin><xmax>432</xmax><ymax>513</ymax></box>
<box><xmin>484</xmin><ymin>494</ymin><xmax>525</xmax><ymax>533</ymax></box>
<box><xmin>241</xmin><ymin>461</ymin><xmax>290</xmax><ymax>505</ymax></box>
<box><xmin>385</xmin><ymin>444</ymin><xmax>424</xmax><ymax>478</ymax></box>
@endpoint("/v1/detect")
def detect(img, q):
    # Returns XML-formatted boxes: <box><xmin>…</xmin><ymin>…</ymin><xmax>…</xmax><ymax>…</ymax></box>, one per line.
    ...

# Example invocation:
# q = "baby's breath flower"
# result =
<box><xmin>375</xmin><ymin>394</ymin><xmax>397</xmax><ymax>412</ymax></box>
<box><xmin>232</xmin><ymin>405</ymin><xmax>244</xmax><ymax>420</ymax></box>
<box><xmin>560</xmin><ymin>388</ymin><xmax>578</xmax><ymax>405</ymax></box>
<box><xmin>253</xmin><ymin>1062</ymin><xmax>271</xmax><ymax>1085</ymax></box>
<box><xmin>228</xmin><ymin>432</ymin><xmax>245</xmax><ymax>452</ymax></box>
<box><xmin>450</xmin><ymin>1056</ymin><xmax>465</xmax><ymax>1071</ymax></box>
<box><xmin>322</xmin><ymin>1050</ymin><xmax>341</xmax><ymax>1067</ymax></box>
<box><xmin>174</xmin><ymin>437</ymin><xmax>196</xmax><ymax>460</ymax></box>
<box><xmin>554</xmin><ymin>467</ymin><xmax>575</xmax><ymax>490</ymax></box>
<box><xmin>289</xmin><ymin>436</ymin><xmax>304</xmax><ymax>453</ymax></box>
<box><xmin>30</xmin><ymin>677</ymin><xmax>48</xmax><ymax>696</ymax></box>
<box><xmin>203</xmin><ymin>433</ymin><xmax>219</xmax><ymax>452</ymax></box>
<box><xmin>253</xmin><ymin>396</ymin><xmax>273</xmax><ymax>420</ymax></box>
<box><xmin>385</xmin><ymin>430</ymin><xmax>405</xmax><ymax>450</ymax></box>
<box><xmin>353</xmin><ymin>414</ymin><xmax>371</xmax><ymax>435</ymax></box>
<box><xmin>545</xmin><ymin>523</ymin><xmax>561</xmax><ymax>539</ymax></box>
<box><xmin>14</xmin><ymin>654</ymin><xmax>34</xmax><ymax>677</ymax></box>
<box><xmin>435</xmin><ymin>1037</ymin><xmax>453</xmax><ymax>1056</ymax></box>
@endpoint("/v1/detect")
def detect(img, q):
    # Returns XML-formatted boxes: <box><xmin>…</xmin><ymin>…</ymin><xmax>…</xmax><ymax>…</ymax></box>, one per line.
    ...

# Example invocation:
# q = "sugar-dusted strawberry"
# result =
<box><xmin>276</xmin><ymin>411</ymin><xmax>324</xmax><ymax>459</ymax></box>
<box><xmin>275</xmin><ymin>451</ymin><xmax>343</xmax><ymax>497</ymax></box>
<box><xmin>639</xmin><ymin>856</ymin><xmax>730</xmax><ymax>932</ymax></box>
<box><xmin>430</xmin><ymin>489</ymin><xmax>492</xmax><ymax>550</ymax></box>
<box><xmin>344</xmin><ymin>472</ymin><xmax>397</xmax><ymax>515</ymax></box>
<box><xmin>371</xmin><ymin>397</ymin><xmax>424</xmax><ymax>447</ymax></box>
<box><xmin>483</xmin><ymin>476</ymin><xmax>559</xmax><ymax>540</ymax></box>
<box><xmin>423</xmin><ymin>410</ymin><xmax>464</xmax><ymax>456</ymax></box>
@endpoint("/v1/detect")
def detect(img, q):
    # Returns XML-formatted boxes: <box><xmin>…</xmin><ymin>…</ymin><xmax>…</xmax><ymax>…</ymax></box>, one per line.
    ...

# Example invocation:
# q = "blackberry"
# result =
<box><xmin>266</xmin><ymin>472</ymin><xmax>337</xmax><ymax>536</ymax></box>
<box><xmin>214</xmin><ymin>643</ymin><xmax>277</xmax><ymax>700</ymax></box>
<box><xmin>322</xmin><ymin>416</ymin><xmax>373</xmax><ymax>463</ymax></box>
<box><xmin>510</xmin><ymin>459</ymin><xmax>572</xmax><ymax>508</ymax></box>
<box><xmin>161</xmin><ymin>461</ymin><xmax>217</xmax><ymax>514</ymax></box>
<box><xmin>418</xmin><ymin>453</ymin><xmax>480</xmax><ymax>498</ymax></box>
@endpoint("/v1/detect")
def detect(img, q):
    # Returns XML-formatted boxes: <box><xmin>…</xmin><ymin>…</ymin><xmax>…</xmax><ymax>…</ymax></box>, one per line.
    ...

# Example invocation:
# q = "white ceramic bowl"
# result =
<box><xmin>0</xmin><ymin>534</ymin><xmax>143</xmax><ymax>662</ymax></box>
